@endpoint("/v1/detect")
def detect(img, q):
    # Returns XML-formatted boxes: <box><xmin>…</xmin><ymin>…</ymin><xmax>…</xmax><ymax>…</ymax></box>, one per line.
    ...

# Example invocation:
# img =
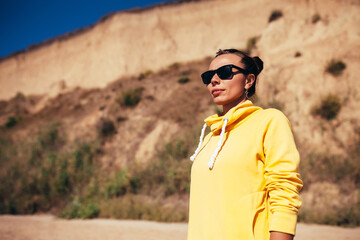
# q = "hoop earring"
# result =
<box><xmin>245</xmin><ymin>90</ymin><xmax>249</xmax><ymax>99</ymax></box>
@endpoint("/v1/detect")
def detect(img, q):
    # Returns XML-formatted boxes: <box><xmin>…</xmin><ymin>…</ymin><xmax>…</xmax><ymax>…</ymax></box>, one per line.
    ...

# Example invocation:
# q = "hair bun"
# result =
<box><xmin>252</xmin><ymin>56</ymin><xmax>264</xmax><ymax>74</ymax></box>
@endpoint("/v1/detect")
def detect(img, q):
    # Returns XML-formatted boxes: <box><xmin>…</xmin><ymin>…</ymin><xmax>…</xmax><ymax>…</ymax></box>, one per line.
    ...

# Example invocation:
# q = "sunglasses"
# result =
<box><xmin>201</xmin><ymin>64</ymin><xmax>249</xmax><ymax>85</ymax></box>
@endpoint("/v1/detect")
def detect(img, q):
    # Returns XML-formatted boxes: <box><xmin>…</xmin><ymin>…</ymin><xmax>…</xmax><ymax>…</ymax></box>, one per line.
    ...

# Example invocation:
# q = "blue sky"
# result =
<box><xmin>0</xmin><ymin>0</ymin><xmax>171</xmax><ymax>58</ymax></box>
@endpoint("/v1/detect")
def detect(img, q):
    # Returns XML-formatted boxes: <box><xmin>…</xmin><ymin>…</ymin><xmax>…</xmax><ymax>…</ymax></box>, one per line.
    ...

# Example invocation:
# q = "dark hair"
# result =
<box><xmin>215</xmin><ymin>49</ymin><xmax>263</xmax><ymax>98</ymax></box>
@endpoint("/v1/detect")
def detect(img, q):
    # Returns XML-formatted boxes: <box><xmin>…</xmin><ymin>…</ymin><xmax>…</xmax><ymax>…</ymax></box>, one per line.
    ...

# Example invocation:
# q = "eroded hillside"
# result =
<box><xmin>0</xmin><ymin>0</ymin><xmax>359</xmax><ymax>225</ymax></box>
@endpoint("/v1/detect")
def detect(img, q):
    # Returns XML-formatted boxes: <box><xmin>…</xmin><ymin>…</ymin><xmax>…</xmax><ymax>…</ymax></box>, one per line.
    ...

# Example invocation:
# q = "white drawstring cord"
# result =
<box><xmin>207</xmin><ymin>118</ymin><xmax>228</xmax><ymax>170</ymax></box>
<box><xmin>190</xmin><ymin>123</ymin><xmax>208</xmax><ymax>161</ymax></box>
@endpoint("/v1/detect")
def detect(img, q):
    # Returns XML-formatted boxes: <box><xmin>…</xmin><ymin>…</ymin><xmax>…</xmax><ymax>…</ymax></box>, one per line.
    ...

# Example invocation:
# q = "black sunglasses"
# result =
<box><xmin>201</xmin><ymin>64</ymin><xmax>249</xmax><ymax>85</ymax></box>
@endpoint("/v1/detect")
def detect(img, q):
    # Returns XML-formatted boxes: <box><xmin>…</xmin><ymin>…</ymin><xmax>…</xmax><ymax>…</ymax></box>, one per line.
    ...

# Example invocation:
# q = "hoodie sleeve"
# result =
<box><xmin>262</xmin><ymin>109</ymin><xmax>303</xmax><ymax>235</ymax></box>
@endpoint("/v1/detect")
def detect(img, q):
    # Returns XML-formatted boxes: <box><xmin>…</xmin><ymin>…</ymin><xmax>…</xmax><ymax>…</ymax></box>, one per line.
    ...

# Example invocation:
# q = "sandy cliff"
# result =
<box><xmin>0</xmin><ymin>0</ymin><xmax>306</xmax><ymax>99</ymax></box>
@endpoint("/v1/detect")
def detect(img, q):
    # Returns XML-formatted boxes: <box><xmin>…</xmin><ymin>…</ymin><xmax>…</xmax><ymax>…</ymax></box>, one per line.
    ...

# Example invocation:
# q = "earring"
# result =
<box><xmin>245</xmin><ymin>90</ymin><xmax>249</xmax><ymax>99</ymax></box>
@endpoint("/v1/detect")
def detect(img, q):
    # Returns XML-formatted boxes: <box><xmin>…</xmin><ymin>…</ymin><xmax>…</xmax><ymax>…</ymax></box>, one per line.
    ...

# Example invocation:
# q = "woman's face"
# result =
<box><xmin>206</xmin><ymin>54</ymin><xmax>253</xmax><ymax>113</ymax></box>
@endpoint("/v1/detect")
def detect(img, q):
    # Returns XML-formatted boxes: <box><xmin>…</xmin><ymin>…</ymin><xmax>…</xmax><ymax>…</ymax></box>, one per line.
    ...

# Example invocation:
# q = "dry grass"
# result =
<box><xmin>298</xmin><ymin>128</ymin><xmax>360</xmax><ymax>226</ymax></box>
<box><xmin>0</xmin><ymin>57</ymin><xmax>359</xmax><ymax>226</ymax></box>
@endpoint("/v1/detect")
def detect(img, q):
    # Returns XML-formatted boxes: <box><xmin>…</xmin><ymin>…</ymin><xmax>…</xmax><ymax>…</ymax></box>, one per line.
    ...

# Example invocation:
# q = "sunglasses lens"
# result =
<box><xmin>217</xmin><ymin>65</ymin><xmax>233</xmax><ymax>79</ymax></box>
<box><xmin>201</xmin><ymin>65</ymin><xmax>237</xmax><ymax>84</ymax></box>
<box><xmin>201</xmin><ymin>71</ymin><xmax>215</xmax><ymax>84</ymax></box>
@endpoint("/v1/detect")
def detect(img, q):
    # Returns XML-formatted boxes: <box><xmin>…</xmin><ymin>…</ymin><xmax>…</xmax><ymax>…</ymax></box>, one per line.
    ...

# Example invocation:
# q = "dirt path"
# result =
<box><xmin>1</xmin><ymin>215</ymin><xmax>359</xmax><ymax>240</ymax></box>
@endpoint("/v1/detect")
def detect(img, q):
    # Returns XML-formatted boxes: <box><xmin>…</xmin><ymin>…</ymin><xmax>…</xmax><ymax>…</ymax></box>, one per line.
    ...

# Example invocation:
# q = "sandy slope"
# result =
<box><xmin>1</xmin><ymin>215</ymin><xmax>359</xmax><ymax>240</ymax></box>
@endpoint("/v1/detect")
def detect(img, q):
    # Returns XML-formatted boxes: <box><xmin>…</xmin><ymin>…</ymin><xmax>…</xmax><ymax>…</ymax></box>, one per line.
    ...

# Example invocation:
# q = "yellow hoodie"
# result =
<box><xmin>188</xmin><ymin>100</ymin><xmax>302</xmax><ymax>240</ymax></box>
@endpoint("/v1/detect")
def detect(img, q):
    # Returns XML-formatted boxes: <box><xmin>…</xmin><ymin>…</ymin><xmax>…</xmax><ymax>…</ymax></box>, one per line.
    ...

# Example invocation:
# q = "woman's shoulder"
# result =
<box><xmin>253</xmin><ymin>107</ymin><xmax>291</xmax><ymax>127</ymax></box>
<box><xmin>256</xmin><ymin>107</ymin><xmax>288</xmax><ymax>119</ymax></box>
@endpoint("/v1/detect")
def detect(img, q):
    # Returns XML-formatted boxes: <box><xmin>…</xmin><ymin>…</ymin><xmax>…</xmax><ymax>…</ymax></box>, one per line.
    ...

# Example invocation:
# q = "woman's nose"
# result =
<box><xmin>210</xmin><ymin>74</ymin><xmax>220</xmax><ymax>85</ymax></box>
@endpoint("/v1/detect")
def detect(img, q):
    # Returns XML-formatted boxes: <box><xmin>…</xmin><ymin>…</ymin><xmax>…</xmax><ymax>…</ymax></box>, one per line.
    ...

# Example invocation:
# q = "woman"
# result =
<box><xmin>188</xmin><ymin>49</ymin><xmax>302</xmax><ymax>240</ymax></box>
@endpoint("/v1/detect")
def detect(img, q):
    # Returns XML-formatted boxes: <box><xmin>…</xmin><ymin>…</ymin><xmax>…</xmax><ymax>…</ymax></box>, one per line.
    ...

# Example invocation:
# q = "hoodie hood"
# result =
<box><xmin>205</xmin><ymin>100</ymin><xmax>261</xmax><ymax>135</ymax></box>
<box><xmin>190</xmin><ymin>100</ymin><xmax>262</xmax><ymax>169</ymax></box>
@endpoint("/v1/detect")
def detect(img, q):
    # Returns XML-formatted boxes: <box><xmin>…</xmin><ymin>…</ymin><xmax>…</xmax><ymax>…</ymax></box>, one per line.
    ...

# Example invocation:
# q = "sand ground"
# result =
<box><xmin>0</xmin><ymin>215</ymin><xmax>360</xmax><ymax>240</ymax></box>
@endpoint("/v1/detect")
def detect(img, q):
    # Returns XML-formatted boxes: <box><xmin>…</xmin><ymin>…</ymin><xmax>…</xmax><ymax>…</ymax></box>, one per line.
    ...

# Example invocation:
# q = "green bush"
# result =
<box><xmin>0</xmin><ymin>137</ymin><xmax>10</xmax><ymax>165</ymax></box>
<box><xmin>311</xmin><ymin>94</ymin><xmax>341</xmax><ymax>120</ymax></box>
<box><xmin>99</xmin><ymin>195</ymin><xmax>188</xmax><ymax>222</ymax></box>
<box><xmin>178</xmin><ymin>77</ymin><xmax>190</xmax><ymax>84</ymax></box>
<box><xmin>298</xmin><ymin>130</ymin><xmax>360</xmax><ymax>226</ymax></box>
<box><xmin>300</xmin><ymin>153</ymin><xmax>359</xmax><ymax>188</ymax></box>
<box><xmin>14</xmin><ymin>92</ymin><xmax>26</xmax><ymax>101</ymax></box>
<box><xmin>5</xmin><ymin>117</ymin><xmax>18</xmax><ymax>128</ymax></box>
<box><xmin>311</xmin><ymin>13</ymin><xmax>321</xmax><ymax>24</ymax></box>
<box><xmin>38</xmin><ymin>122</ymin><xmax>62</xmax><ymax>149</ymax></box>
<box><xmin>169</xmin><ymin>62</ymin><xmax>180</xmax><ymax>70</ymax></box>
<box><xmin>325</xmin><ymin>59</ymin><xmax>346</xmax><ymax>77</ymax></box>
<box><xmin>117</xmin><ymin>116</ymin><xmax>127</xmax><ymax>122</ymax></box>
<box><xmin>97</xmin><ymin>118</ymin><xmax>116</xmax><ymax>137</ymax></box>
<box><xmin>138</xmin><ymin>70</ymin><xmax>152</xmax><ymax>80</ymax></box>
<box><xmin>245</xmin><ymin>36</ymin><xmax>259</xmax><ymax>54</ymax></box>
<box><xmin>139</xmin><ymin>139</ymin><xmax>192</xmax><ymax>196</ymax></box>
<box><xmin>105</xmin><ymin>170</ymin><xmax>129</xmax><ymax>199</ymax></box>
<box><xmin>300</xmin><ymin>127</ymin><xmax>360</xmax><ymax>190</ymax></box>
<box><xmin>0</xmin><ymin>125</ymin><xmax>193</xmax><ymax>220</ymax></box>
<box><xmin>59</xmin><ymin>197</ymin><xmax>100</xmax><ymax>219</ymax></box>
<box><xmin>294</xmin><ymin>51</ymin><xmax>302</xmax><ymax>57</ymax></box>
<box><xmin>117</xmin><ymin>88</ymin><xmax>143</xmax><ymax>107</ymax></box>
<box><xmin>299</xmin><ymin>204</ymin><xmax>360</xmax><ymax>226</ymax></box>
<box><xmin>70</xmin><ymin>143</ymin><xmax>95</xmax><ymax>183</ymax></box>
<box><xmin>0</xmin><ymin>132</ymin><xmax>98</xmax><ymax>215</ymax></box>
<box><xmin>269</xmin><ymin>10</ymin><xmax>283</xmax><ymax>22</ymax></box>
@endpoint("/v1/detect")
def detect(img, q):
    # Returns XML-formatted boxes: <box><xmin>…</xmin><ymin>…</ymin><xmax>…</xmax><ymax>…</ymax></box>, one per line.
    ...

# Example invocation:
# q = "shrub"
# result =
<box><xmin>5</xmin><ymin>116</ymin><xmax>18</xmax><ymax>128</ymax></box>
<box><xmin>138</xmin><ymin>70</ymin><xmax>152</xmax><ymax>80</ymax></box>
<box><xmin>298</xmin><ymin>131</ymin><xmax>360</xmax><ymax>226</ymax></box>
<box><xmin>311</xmin><ymin>13</ymin><xmax>321</xmax><ymax>24</ymax></box>
<box><xmin>59</xmin><ymin>197</ymin><xmax>100</xmax><ymax>219</ymax></box>
<box><xmin>38</xmin><ymin>122</ymin><xmax>62</xmax><ymax>150</ymax></box>
<box><xmin>299</xmin><ymin>201</ymin><xmax>360</xmax><ymax>226</ymax></box>
<box><xmin>245</xmin><ymin>36</ymin><xmax>259</xmax><ymax>54</ymax></box>
<box><xmin>139</xmin><ymin>139</ymin><xmax>192</xmax><ymax>196</ymax></box>
<box><xmin>55</xmin><ymin>165</ymin><xmax>71</xmax><ymax>195</ymax></box>
<box><xmin>178</xmin><ymin>77</ymin><xmax>190</xmax><ymax>84</ymax></box>
<box><xmin>311</xmin><ymin>94</ymin><xmax>341</xmax><ymax>120</ymax></box>
<box><xmin>169</xmin><ymin>62</ymin><xmax>180</xmax><ymax>70</ymax></box>
<box><xmin>268</xmin><ymin>10</ymin><xmax>283</xmax><ymax>22</ymax></box>
<box><xmin>97</xmin><ymin>118</ymin><xmax>116</xmax><ymax>138</ymax></box>
<box><xmin>71</xmin><ymin>143</ymin><xmax>96</xmax><ymax>183</ymax></box>
<box><xmin>14</xmin><ymin>92</ymin><xmax>26</xmax><ymax>101</ymax></box>
<box><xmin>98</xmin><ymin>195</ymin><xmax>188</xmax><ymax>222</ymax></box>
<box><xmin>300</xmin><ymin>128</ymin><xmax>360</xmax><ymax>190</ymax></box>
<box><xmin>105</xmin><ymin>170</ymin><xmax>129</xmax><ymax>199</ymax></box>
<box><xmin>300</xmin><ymin>153</ymin><xmax>359</xmax><ymax>188</ymax></box>
<box><xmin>294</xmin><ymin>51</ymin><xmax>302</xmax><ymax>57</ymax></box>
<box><xmin>325</xmin><ymin>59</ymin><xmax>346</xmax><ymax>77</ymax></box>
<box><xmin>85</xmin><ymin>178</ymin><xmax>100</xmax><ymax>198</ymax></box>
<box><xmin>0</xmin><ymin>124</ymin><xmax>99</xmax><ymax>216</ymax></box>
<box><xmin>80</xmin><ymin>202</ymin><xmax>100</xmax><ymax>219</ymax></box>
<box><xmin>116</xmin><ymin>116</ymin><xmax>127</xmax><ymax>122</ymax></box>
<box><xmin>129</xmin><ymin>175</ymin><xmax>142</xmax><ymax>194</ymax></box>
<box><xmin>117</xmin><ymin>88</ymin><xmax>143</xmax><ymax>107</ymax></box>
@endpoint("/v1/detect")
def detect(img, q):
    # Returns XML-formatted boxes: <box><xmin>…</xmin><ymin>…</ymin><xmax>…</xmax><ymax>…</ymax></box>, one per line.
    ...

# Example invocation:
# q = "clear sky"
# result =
<box><xmin>0</xmin><ymin>0</ymin><xmax>172</xmax><ymax>58</ymax></box>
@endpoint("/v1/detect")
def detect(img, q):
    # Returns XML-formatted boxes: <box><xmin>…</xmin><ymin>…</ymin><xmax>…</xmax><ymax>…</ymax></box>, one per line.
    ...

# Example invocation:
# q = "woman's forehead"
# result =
<box><xmin>209</xmin><ymin>54</ymin><xmax>244</xmax><ymax>70</ymax></box>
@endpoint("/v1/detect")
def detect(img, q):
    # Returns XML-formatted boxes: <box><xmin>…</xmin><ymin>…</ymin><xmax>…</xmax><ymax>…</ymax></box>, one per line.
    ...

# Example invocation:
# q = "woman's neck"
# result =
<box><xmin>222</xmin><ymin>97</ymin><xmax>247</xmax><ymax>115</ymax></box>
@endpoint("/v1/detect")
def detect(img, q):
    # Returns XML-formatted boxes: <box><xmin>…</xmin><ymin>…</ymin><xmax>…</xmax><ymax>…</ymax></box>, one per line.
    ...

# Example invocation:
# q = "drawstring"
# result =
<box><xmin>208</xmin><ymin>118</ymin><xmax>228</xmax><ymax>170</ymax></box>
<box><xmin>190</xmin><ymin>123</ymin><xmax>207</xmax><ymax>161</ymax></box>
<box><xmin>190</xmin><ymin>118</ymin><xmax>229</xmax><ymax>170</ymax></box>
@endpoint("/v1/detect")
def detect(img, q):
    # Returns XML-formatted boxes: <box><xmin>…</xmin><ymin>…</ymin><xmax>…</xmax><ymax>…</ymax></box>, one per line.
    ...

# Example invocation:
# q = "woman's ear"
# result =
<box><xmin>245</xmin><ymin>74</ymin><xmax>255</xmax><ymax>90</ymax></box>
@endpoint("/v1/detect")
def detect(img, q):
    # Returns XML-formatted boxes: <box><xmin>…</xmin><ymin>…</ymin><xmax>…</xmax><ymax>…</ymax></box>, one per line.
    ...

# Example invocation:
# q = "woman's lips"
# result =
<box><xmin>212</xmin><ymin>89</ymin><xmax>224</xmax><ymax>97</ymax></box>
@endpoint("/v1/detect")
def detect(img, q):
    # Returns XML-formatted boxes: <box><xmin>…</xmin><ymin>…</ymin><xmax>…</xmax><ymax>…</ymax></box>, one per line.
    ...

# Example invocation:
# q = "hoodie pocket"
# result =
<box><xmin>252</xmin><ymin>194</ymin><xmax>269</xmax><ymax>240</ymax></box>
<box><xmin>226</xmin><ymin>191</ymin><xmax>267</xmax><ymax>240</ymax></box>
